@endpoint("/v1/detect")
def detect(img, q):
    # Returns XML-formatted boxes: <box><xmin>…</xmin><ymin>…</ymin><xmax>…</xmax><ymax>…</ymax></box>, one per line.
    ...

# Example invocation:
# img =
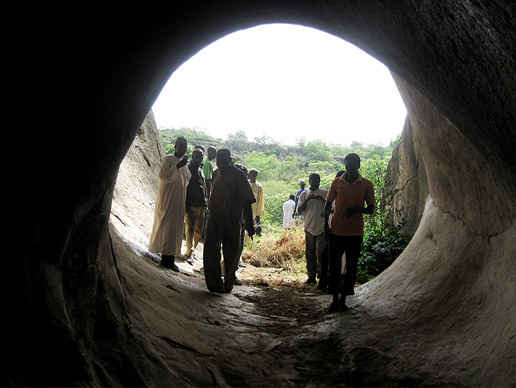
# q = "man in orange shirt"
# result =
<box><xmin>324</xmin><ymin>153</ymin><xmax>375</xmax><ymax>312</ymax></box>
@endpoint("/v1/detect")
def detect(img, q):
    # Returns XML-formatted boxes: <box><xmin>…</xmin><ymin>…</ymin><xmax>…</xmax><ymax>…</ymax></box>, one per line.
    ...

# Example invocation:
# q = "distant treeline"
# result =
<box><xmin>159</xmin><ymin>127</ymin><xmax>398</xmax><ymax>182</ymax></box>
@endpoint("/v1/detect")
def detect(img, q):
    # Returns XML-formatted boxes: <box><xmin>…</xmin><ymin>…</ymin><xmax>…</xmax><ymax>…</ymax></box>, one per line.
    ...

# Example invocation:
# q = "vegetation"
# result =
<box><xmin>159</xmin><ymin>127</ymin><xmax>411</xmax><ymax>283</ymax></box>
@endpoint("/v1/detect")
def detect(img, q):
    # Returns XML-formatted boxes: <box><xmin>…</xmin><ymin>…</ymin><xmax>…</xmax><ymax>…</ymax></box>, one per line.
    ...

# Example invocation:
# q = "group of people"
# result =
<box><xmin>148</xmin><ymin>136</ymin><xmax>374</xmax><ymax>311</ymax></box>
<box><xmin>282</xmin><ymin>153</ymin><xmax>375</xmax><ymax>313</ymax></box>
<box><xmin>148</xmin><ymin>136</ymin><xmax>265</xmax><ymax>294</ymax></box>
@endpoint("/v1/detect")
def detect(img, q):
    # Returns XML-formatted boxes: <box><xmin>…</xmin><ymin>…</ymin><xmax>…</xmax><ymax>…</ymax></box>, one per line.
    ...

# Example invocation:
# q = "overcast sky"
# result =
<box><xmin>152</xmin><ymin>24</ymin><xmax>407</xmax><ymax>147</ymax></box>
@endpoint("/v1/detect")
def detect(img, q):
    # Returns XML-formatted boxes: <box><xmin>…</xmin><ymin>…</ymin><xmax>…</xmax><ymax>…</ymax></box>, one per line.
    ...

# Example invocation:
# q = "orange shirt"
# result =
<box><xmin>326</xmin><ymin>174</ymin><xmax>375</xmax><ymax>236</ymax></box>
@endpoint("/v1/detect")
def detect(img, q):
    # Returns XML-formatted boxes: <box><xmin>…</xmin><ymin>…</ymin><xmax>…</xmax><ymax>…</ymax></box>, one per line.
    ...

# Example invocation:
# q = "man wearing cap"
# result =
<box><xmin>293</xmin><ymin>180</ymin><xmax>306</xmax><ymax>226</ymax></box>
<box><xmin>149</xmin><ymin>136</ymin><xmax>191</xmax><ymax>271</ymax></box>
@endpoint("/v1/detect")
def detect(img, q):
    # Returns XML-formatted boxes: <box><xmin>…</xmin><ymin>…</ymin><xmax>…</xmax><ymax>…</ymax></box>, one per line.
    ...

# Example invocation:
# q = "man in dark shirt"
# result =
<box><xmin>203</xmin><ymin>149</ymin><xmax>256</xmax><ymax>293</ymax></box>
<box><xmin>184</xmin><ymin>148</ymin><xmax>207</xmax><ymax>263</ymax></box>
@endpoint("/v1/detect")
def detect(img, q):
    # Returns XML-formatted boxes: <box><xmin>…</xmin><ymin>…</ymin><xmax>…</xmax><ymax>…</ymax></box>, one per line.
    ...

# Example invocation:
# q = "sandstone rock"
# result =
<box><xmin>384</xmin><ymin>116</ymin><xmax>429</xmax><ymax>235</ymax></box>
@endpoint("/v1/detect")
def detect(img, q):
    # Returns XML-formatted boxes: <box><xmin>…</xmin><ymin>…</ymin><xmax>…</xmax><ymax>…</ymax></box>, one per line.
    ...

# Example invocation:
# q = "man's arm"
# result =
<box><xmin>323</xmin><ymin>201</ymin><xmax>332</xmax><ymax>240</ymax></box>
<box><xmin>343</xmin><ymin>203</ymin><xmax>375</xmax><ymax>217</ymax></box>
<box><xmin>243</xmin><ymin>201</ymin><xmax>255</xmax><ymax>239</ymax></box>
<box><xmin>296</xmin><ymin>196</ymin><xmax>310</xmax><ymax>214</ymax></box>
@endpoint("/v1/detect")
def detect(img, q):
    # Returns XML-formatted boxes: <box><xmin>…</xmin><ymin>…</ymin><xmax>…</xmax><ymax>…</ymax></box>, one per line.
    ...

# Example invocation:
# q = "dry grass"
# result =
<box><xmin>241</xmin><ymin>228</ymin><xmax>306</xmax><ymax>271</ymax></box>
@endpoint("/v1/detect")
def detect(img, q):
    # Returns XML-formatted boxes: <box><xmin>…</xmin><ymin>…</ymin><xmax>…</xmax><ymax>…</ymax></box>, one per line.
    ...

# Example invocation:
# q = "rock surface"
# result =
<box><xmin>385</xmin><ymin>116</ymin><xmax>429</xmax><ymax>235</ymax></box>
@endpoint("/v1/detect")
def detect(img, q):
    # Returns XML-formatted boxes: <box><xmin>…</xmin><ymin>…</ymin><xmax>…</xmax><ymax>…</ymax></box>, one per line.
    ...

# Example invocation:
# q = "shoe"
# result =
<box><xmin>325</xmin><ymin>302</ymin><xmax>340</xmax><ymax>313</ymax></box>
<box><xmin>160</xmin><ymin>256</ymin><xmax>180</xmax><ymax>272</ymax></box>
<box><xmin>224</xmin><ymin>287</ymin><xmax>233</xmax><ymax>293</ymax></box>
<box><xmin>305</xmin><ymin>277</ymin><xmax>317</xmax><ymax>285</ymax></box>
<box><xmin>186</xmin><ymin>257</ymin><xmax>194</xmax><ymax>265</ymax></box>
<box><xmin>208</xmin><ymin>286</ymin><xmax>225</xmax><ymax>294</ymax></box>
<box><xmin>233</xmin><ymin>277</ymin><xmax>243</xmax><ymax>286</ymax></box>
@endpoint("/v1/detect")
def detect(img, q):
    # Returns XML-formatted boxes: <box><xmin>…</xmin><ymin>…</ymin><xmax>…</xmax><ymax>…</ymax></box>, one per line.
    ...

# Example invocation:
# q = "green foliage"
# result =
<box><xmin>356</xmin><ymin>155</ymin><xmax>412</xmax><ymax>283</ymax></box>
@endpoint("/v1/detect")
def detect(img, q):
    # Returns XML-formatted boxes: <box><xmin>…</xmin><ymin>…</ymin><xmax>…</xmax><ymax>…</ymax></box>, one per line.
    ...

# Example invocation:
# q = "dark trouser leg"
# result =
<box><xmin>305</xmin><ymin>231</ymin><xmax>317</xmax><ymax>280</ymax></box>
<box><xmin>203</xmin><ymin>219</ymin><xmax>224</xmax><ymax>290</ymax></box>
<box><xmin>341</xmin><ymin>236</ymin><xmax>363</xmax><ymax>296</ymax></box>
<box><xmin>315</xmin><ymin>233</ymin><xmax>328</xmax><ymax>279</ymax></box>
<box><xmin>318</xmin><ymin>240</ymin><xmax>329</xmax><ymax>290</ymax></box>
<box><xmin>222</xmin><ymin>236</ymin><xmax>241</xmax><ymax>292</ymax></box>
<box><xmin>328</xmin><ymin>235</ymin><xmax>347</xmax><ymax>295</ymax></box>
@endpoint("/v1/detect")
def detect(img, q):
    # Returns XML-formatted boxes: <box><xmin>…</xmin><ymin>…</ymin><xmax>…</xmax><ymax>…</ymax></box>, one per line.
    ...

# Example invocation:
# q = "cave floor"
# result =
<box><xmin>112</xmin><ymin>231</ymin><xmax>452</xmax><ymax>387</ymax></box>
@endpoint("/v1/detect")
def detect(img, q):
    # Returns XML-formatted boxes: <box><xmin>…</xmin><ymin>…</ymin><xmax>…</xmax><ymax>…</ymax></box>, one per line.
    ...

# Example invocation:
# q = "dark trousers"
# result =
<box><xmin>328</xmin><ymin>235</ymin><xmax>363</xmax><ymax>296</ymax></box>
<box><xmin>203</xmin><ymin>219</ymin><xmax>241</xmax><ymax>292</ymax></box>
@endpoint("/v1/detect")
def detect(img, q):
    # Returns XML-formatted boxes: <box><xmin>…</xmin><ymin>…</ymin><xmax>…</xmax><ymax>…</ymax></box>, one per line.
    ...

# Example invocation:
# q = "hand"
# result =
<box><xmin>177</xmin><ymin>156</ymin><xmax>188</xmax><ymax>169</ymax></box>
<box><xmin>324</xmin><ymin>224</ymin><xmax>332</xmax><ymax>241</ymax></box>
<box><xmin>247</xmin><ymin>225</ymin><xmax>256</xmax><ymax>240</ymax></box>
<box><xmin>343</xmin><ymin>206</ymin><xmax>362</xmax><ymax>218</ymax></box>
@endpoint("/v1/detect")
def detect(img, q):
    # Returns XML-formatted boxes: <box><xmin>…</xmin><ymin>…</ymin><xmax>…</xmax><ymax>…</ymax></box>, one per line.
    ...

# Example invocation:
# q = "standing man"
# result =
<box><xmin>184</xmin><ymin>148</ymin><xmax>207</xmax><ymax>263</ymax></box>
<box><xmin>203</xmin><ymin>146</ymin><xmax>217</xmax><ymax>199</ymax></box>
<box><xmin>203</xmin><ymin>149</ymin><xmax>256</xmax><ymax>293</ymax></box>
<box><xmin>248</xmin><ymin>168</ymin><xmax>265</xmax><ymax>236</ymax></box>
<box><xmin>324</xmin><ymin>153</ymin><xmax>375</xmax><ymax>312</ymax></box>
<box><xmin>296</xmin><ymin>173</ymin><xmax>328</xmax><ymax>285</ymax></box>
<box><xmin>149</xmin><ymin>136</ymin><xmax>191</xmax><ymax>271</ymax></box>
<box><xmin>293</xmin><ymin>180</ymin><xmax>306</xmax><ymax>226</ymax></box>
<box><xmin>282</xmin><ymin>194</ymin><xmax>296</xmax><ymax>229</ymax></box>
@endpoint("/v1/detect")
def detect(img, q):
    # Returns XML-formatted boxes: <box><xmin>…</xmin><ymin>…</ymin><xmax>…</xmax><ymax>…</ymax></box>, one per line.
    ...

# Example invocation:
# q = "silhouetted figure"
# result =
<box><xmin>203</xmin><ymin>146</ymin><xmax>217</xmax><ymax>199</ymax></box>
<box><xmin>324</xmin><ymin>154</ymin><xmax>375</xmax><ymax>312</ymax></box>
<box><xmin>149</xmin><ymin>136</ymin><xmax>190</xmax><ymax>271</ymax></box>
<box><xmin>203</xmin><ymin>149</ymin><xmax>256</xmax><ymax>293</ymax></box>
<box><xmin>282</xmin><ymin>194</ymin><xmax>296</xmax><ymax>229</ymax></box>
<box><xmin>184</xmin><ymin>148</ymin><xmax>207</xmax><ymax>263</ymax></box>
<box><xmin>297</xmin><ymin>173</ymin><xmax>328</xmax><ymax>285</ymax></box>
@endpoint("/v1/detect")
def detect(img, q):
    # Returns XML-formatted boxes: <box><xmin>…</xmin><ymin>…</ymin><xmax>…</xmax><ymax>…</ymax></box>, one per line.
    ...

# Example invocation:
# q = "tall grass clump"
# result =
<box><xmin>242</xmin><ymin>227</ymin><xmax>305</xmax><ymax>270</ymax></box>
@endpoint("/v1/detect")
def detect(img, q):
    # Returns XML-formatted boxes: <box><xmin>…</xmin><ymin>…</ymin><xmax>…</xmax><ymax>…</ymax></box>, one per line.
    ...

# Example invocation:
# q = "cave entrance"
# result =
<box><xmin>113</xmin><ymin>23</ymin><xmax>412</xmax><ymax>294</ymax></box>
<box><xmin>12</xmin><ymin>3</ymin><xmax>515</xmax><ymax>386</ymax></box>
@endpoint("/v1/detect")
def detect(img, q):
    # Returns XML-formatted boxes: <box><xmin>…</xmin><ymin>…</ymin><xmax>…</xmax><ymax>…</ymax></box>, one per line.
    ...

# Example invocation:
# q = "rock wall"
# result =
<box><xmin>385</xmin><ymin>116</ymin><xmax>429</xmax><ymax>235</ymax></box>
<box><xmin>111</xmin><ymin>110</ymin><xmax>164</xmax><ymax>249</ymax></box>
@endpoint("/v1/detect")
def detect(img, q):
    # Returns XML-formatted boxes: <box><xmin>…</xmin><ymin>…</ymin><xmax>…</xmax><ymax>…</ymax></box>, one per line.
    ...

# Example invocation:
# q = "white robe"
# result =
<box><xmin>149</xmin><ymin>154</ymin><xmax>191</xmax><ymax>256</ymax></box>
<box><xmin>282</xmin><ymin>199</ymin><xmax>296</xmax><ymax>229</ymax></box>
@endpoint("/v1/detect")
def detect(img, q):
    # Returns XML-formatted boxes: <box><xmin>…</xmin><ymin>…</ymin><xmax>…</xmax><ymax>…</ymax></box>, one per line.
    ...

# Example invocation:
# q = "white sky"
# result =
<box><xmin>152</xmin><ymin>24</ymin><xmax>407</xmax><ymax>147</ymax></box>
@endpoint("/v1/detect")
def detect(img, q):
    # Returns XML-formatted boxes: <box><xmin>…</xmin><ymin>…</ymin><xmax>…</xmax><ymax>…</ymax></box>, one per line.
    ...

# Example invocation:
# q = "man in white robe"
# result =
<box><xmin>282</xmin><ymin>194</ymin><xmax>296</xmax><ymax>229</ymax></box>
<box><xmin>149</xmin><ymin>136</ymin><xmax>191</xmax><ymax>271</ymax></box>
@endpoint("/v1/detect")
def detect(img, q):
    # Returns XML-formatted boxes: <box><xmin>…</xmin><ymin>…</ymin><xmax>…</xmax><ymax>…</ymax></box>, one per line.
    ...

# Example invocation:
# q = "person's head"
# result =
<box><xmin>191</xmin><ymin>148</ymin><xmax>203</xmax><ymax>167</ymax></box>
<box><xmin>248</xmin><ymin>168</ymin><xmax>259</xmax><ymax>183</ymax></box>
<box><xmin>174</xmin><ymin>136</ymin><xmax>188</xmax><ymax>158</ymax></box>
<box><xmin>216</xmin><ymin>149</ymin><xmax>231</xmax><ymax>169</ymax></box>
<box><xmin>289</xmin><ymin>194</ymin><xmax>295</xmax><ymax>201</ymax></box>
<box><xmin>234</xmin><ymin>163</ymin><xmax>248</xmax><ymax>177</ymax></box>
<box><xmin>195</xmin><ymin>145</ymin><xmax>206</xmax><ymax>153</ymax></box>
<box><xmin>344</xmin><ymin>153</ymin><xmax>361</xmax><ymax>175</ymax></box>
<box><xmin>207</xmin><ymin>146</ymin><xmax>217</xmax><ymax>161</ymax></box>
<box><xmin>308</xmin><ymin>173</ymin><xmax>320</xmax><ymax>190</ymax></box>
<box><xmin>299</xmin><ymin>180</ymin><xmax>306</xmax><ymax>189</ymax></box>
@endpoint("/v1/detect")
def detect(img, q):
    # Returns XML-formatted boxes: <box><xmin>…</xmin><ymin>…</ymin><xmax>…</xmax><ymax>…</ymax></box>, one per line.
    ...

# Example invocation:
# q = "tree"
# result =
<box><xmin>225</xmin><ymin>131</ymin><xmax>249</xmax><ymax>163</ymax></box>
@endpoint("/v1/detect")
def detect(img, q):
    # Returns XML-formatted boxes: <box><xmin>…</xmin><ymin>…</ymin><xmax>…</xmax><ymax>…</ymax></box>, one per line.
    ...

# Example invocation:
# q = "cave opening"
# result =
<box><xmin>8</xmin><ymin>3</ymin><xmax>516</xmax><ymax>387</ymax></box>
<box><xmin>113</xmin><ymin>22</ymin><xmax>413</xmax><ymax>303</ymax></box>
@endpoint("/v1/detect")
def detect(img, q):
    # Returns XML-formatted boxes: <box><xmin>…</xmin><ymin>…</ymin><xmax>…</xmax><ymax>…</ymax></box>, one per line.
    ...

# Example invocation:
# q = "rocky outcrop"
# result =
<box><xmin>384</xmin><ymin>116</ymin><xmax>429</xmax><ymax>235</ymax></box>
<box><xmin>111</xmin><ymin>110</ymin><xmax>164</xmax><ymax>248</ymax></box>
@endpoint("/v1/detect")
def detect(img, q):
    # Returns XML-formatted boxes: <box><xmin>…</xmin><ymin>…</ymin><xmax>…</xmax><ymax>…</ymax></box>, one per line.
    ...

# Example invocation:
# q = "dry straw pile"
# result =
<box><xmin>242</xmin><ymin>229</ymin><xmax>306</xmax><ymax>270</ymax></box>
